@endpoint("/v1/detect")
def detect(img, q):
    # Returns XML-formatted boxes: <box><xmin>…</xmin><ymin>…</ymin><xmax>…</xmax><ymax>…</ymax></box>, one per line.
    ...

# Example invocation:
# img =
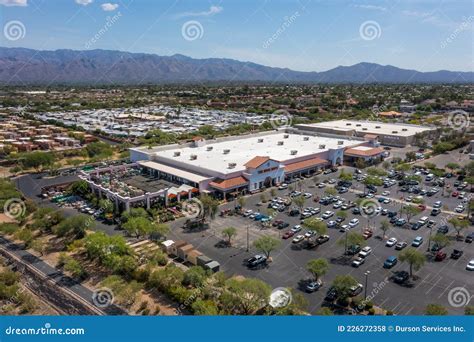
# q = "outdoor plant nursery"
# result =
<box><xmin>0</xmin><ymin>1</ymin><xmax>472</xmax><ymax>342</ymax></box>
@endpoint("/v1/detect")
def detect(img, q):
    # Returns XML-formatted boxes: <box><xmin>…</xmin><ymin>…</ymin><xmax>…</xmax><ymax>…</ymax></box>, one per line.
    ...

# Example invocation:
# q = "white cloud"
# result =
<box><xmin>353</xmin><ymin>4</ymin><xmax>387</xmax><ymax>12</ymax></box>
<box><xmin>0</xmin><ymin>0</ymin><xmax>27</xmax><ymax>6</ymax></box>
<box><xmin>176</xmin><ymin>5</ymin><xmax>223</xmax><ymax>18</ymax></box>
<box><xmin>101</xmin><ymin>3</ymin><xmax>119</xmax><ymax>11</ymax></box>
<box><xmin>75</xmin><ymin>0</ymin><xmax>93</xmax><ymax>6</ymax></box>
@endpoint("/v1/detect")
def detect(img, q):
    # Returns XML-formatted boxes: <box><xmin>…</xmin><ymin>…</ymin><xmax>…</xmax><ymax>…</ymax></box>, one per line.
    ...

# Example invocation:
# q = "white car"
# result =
<box><xmin>352</xmin><ymin>257</ymin><xmax>365</xmax><ymax>267</ymax></box>
<box><xmin>243</xmin><ymin>210</ymin><xmax>253</xmax><ymax>217</ymax></box>
<box><xmin>292</xmin><ymin>235</ymin><xmax>305</xmax><ymax>243</ymax></box>
<box><xmin>382</xmin><ymin>191</ymin><xmax>390</xmax><ymax>196</ymax></box>
<box><xmin>304</xmin><ymin>230</ymin><xmax>316</xmax><ymax>238</ymax></box>
<box><xmin>386</xmin><ymin>237</ymin><xmax>398</xmax><ymax>247</ymax></box>
<box><xmin>359</xmin><ymin>246</ymin><xmax>372</xmax><ymax>258</ymax></box>
<box><xmin>348</xmin><ymin>218</ymin><xmax>359</xmax><ymax>228</ymax></box>
<box><xmin>328</xmin><ymin>179</ymin><xmax>336</xmax><ymax>184</ymax></box>
<box><xmin>278</xmin><ymin>183</ymin><xmax>288</xmax><ymax>190</ymax></box>
<box><xmin>455</xmin><ymin>206</ymin><xmax>465</xmax><ymax>213</ymax></box>
<box><xmin>322</xmin><ymin>211</ymin><xmax>334</xmax><ymax>219</ymax></box>
<box><xmin>333</xmin><ymin>201</ymin><xmax>343</xmax><ymax>209</ymax></box>
<box><xmin>318</xmin><ymin>183</ymin><xmax>326</xmax><ymax>188</ymax></box>
<box><xmin>291</xmin><ymin>225</ymin><xmax>302</xmax><ymax>233</ymax></box>
<box><xmin>433</xmin><ymin>201</ymin><xmax>442</xmax><ymax>208</ymax></box>
<box><xmin>467</xmin><ymin>260</ymin><xmax>474</xmax><ymax>271</ymax></box>
<box><xmin>303</xmin><ymin>192</ymin><xmax>312</xmax><ymax>198</ymax></box>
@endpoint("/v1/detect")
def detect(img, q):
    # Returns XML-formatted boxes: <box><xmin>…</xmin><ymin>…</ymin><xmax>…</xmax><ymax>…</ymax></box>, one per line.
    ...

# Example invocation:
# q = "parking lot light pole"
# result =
<box><xmin>246</xmin><ymin>225</ymin><xmax>249</xmax><ymax>252</ymax></box>
<box><xmin>426</xmin><ymin>226</ymin><xmax>433</xmax><ymax>252</ymax></box>
<box><xmin>364</xmin><ymin>271</ymin><xmax>370</xmax><ymax>300</ymax></box>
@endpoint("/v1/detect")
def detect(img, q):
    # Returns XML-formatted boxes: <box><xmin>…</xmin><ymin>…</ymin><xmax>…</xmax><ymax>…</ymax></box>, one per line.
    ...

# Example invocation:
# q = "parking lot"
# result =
<box><xmin>168</xmin><ymin>165</ymin><xmax>473</xmax><ymax>315</ymax></box>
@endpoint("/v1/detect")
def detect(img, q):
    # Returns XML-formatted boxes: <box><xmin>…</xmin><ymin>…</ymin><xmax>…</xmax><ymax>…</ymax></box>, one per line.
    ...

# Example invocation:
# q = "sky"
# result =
<box><xmin>0</xmin><ymin>0</ymin><xmax>473</xmax><ymax>72</ymax></box>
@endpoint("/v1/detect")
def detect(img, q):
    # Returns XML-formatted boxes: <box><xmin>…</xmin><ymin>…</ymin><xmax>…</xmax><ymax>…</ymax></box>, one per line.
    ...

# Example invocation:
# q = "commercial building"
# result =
<box><xmin>294</xmin><ymin>120</ymin><xmax>435</xmax><ymax>147</ymax></box>
<box><xmin>127</xmin><ymin>131</ymin><xmax>373</xmax><ymax>200</ymax></box>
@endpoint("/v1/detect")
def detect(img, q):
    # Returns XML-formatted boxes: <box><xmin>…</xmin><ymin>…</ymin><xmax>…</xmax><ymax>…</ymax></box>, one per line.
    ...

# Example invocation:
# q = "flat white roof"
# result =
<box><xmin>298</xmin><ymin>120</ymin><xmax>433</xmax><ymax>137</ymax></box>
<box><xmin>153</xmin><ymin>133</ymin><xmax>361</xmax><ymax>175</ymax></box>
<box><xmin>137</xmin><ymin>160</ymin><xmax>211</xmax><ymax>183</ymax></box>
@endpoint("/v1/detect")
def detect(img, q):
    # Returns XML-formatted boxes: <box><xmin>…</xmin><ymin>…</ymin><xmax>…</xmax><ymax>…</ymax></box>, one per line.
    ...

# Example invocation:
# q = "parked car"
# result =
<box><xmin>451</xmin><ymin>249</ymin><xmax>463</xmax><ymax>259</ymax></box>
<box><xmin>348</xmin><ymin>218</ymin><xmax>359</xmax><ymax>228</ymax></box>
<box><xmin>393</xmin><ymin>271</ymin><xmax>409</xmax><ymax>284</ymax></box>
<box><xmin>465</xmin><ymin>233</ymin><xmax>474</xmax><ymax>243</ymax></box>
<box><xmin>305</xmin><ymin>279</ymin><xmax>323</xmax><ymax>293</ymax></box>
<box><xmin>316</xmin><ymin>235</ymin><xmax>330</xmax><ymax>245</ymax></box>
<box><xmin>247</xmin><ymin>255</ymin><xmax>267</xmax><ymax>268</ymax></box>
<box><xmin>386</xmin><ymin>237</ymin><xmax>397</xmax><ymax>247</ymax></box>
<box><xmin>349</xmin><ymin>283</ymin><xmax>363</xmax><ymax>297</ymax></box>
<box><xmin>395</xmin><ymin>241</ymin><xmax>408</xmax><ymax>250</ymax></box>
<box><xmin>352</xmin><ymin>257</ymin><xmax>365</xmax><ymax>268</ymax></box>
<box><xmin>412</xmin><ymin>236</ymin><xmax>423</xmax><ymax>247</ymax></box>
<box><xmin>359</xmin><ymin>246</ymin><xmax>372</xmax><ymax>258</ymax></box>
<box><xmin>435</xmin><ymin>251</ymin><xmax>447</xmax><ymax>261</ymax></box>
<box><xmin>292</xmin><ymin>235</ymin><xmax>305</xmax><ymax>244</ymax></box>
<box><xmin>467</xmin><ymin>260</ymin><xmax>474</xmax><ymax>271</ymax></box>
<box><xmin>384</xmin><ymin>256</ymin><xmax>398</xmax><ymax>268</ymax></box>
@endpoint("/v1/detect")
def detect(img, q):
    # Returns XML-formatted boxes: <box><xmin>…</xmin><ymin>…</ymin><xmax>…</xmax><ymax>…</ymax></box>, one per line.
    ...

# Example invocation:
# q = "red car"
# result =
<box><xmin>362</xmin><ymin>229</ymin><xmax>373</xmax><ymax>240</ymax></box>
<box><xmin>272</xmin><ymin>220</ymin><xmax>284</xmax><ymax>227</ymax></box>
<box><xmin>282</xmin><ymin>231</ymin><xmax>295</xmax><ymax>239</ymax></box>
<box><xmin>452</xmin><ymin>191</ymin><xmax>459</xmax><ymax>197</ymax></box>
<box><xmin>435</xmin><ymin>251</ymin><xmax>447</xmax><ymax>261</ymax></box>
<box><xmin>418</xmin><ymin>204</ymin><xmax>426</xmax><ymax>211</ymax></box>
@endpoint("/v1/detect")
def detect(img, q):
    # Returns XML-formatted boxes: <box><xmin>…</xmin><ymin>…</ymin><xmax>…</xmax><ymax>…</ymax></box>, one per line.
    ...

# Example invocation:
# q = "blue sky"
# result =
<box><xmin>0</xmin><ymin>0</ymin><xmax>473</xmax><ymax>72</ymax></box>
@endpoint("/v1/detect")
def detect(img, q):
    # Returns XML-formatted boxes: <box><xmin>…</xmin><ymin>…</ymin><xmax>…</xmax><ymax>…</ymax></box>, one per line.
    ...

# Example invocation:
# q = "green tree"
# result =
<box><xmin>448</xmin><ymin>217</ymin><xmax>469</xmax><ymax>239</ymax></box>
<box><xmin>183</xmin><ymin>266</ymin><xmax>209</xmax><ymax>287</ymax></box>
<box><xmin>402</xmin><ymin>205</ymin><xmax>422</xmax><ymax>223</ymax></box>
<box><xmin>431</xmin><ymin>233</ymin><xmax>450</xmax><ymax>250</ymax></box>
<box><xmin>53</xmin><ymin>214</ymin><xmax>89</xmax><ymax>239</ymax></box>
<box><xmin>306</xmin><ymin>258</ymin><xmax>329</xmax><ymax>281</ymax></box>
<box><xmin>380</xmin><ymin>219</ymin><xmax>390</xmax><ymax>239</ymax></box>
<box><xmin>302</xmin><ymin>218</ymin><xmax>327</xmax><ymax>236</ymax></box>
<box><xmin>337</xmin><ymin>231</ymin><xmax>366</xmax><ymax>254</ymax></box>
<box><xmin>332</xmin><ymin>275</ymin><xmax>359</xmax><ymax>301</ymax></box>
<box><xmin>253</xmin><ymin>235</ymin><xmax>281</xmax><ymax>259</ymax></box>
<box><xmin>221</xmin><ymin>278</ymin><xmax>272</xmax><ymax>315</ymax></box>
<box><xmin>399</xmin><ymin>247</ymin><xmax>426</xmax><ymax>278</ymax></box>
<box><xmin>192</xmin><ymin>299</ymin><xmax>219</xmax><ymax>315</ymax></box>
<box><xmin>221</xmin><ymin>227</ymin><xmax>237</xmax><ymax>246</ymax></box>
<box><xmin>425</xmin><ymin>303</ymin><xmax>448</xmax><ymax>315</ymax></box>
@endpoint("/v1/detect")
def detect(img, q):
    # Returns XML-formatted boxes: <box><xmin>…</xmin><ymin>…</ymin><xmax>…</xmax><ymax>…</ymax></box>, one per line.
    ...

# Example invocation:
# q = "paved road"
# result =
<box><xmin>0</xmin><ymin>236</ymin><xmax>126</xmax><ymax>315</ymax></box>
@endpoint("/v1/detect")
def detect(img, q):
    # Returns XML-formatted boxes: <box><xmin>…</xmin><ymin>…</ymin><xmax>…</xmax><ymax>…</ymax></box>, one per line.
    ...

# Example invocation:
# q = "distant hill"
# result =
<box><xmin>0</xmin><ymin>47</ymin><xmax>472</xmax><ymax>85</ymax></box>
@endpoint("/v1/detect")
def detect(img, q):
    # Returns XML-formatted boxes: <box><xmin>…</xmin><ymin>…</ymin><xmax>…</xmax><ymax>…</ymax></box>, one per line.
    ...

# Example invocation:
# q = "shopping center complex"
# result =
<box><xmin>78</xmin><ymin>121</ymin><xmax>432</xmax><ymax>211</ymax></box>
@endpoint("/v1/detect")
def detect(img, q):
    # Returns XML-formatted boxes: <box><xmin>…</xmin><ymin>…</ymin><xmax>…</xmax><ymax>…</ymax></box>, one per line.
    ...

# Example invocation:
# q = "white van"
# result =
<box><xmin>425</xmin><ymin>174</ymin><xmax>434</xmax><ymax>181</ymax></box>
<box><xmin>417</xmin><ymin>216</ymin><xmax>429</xmax><ymax>225</ymax></box>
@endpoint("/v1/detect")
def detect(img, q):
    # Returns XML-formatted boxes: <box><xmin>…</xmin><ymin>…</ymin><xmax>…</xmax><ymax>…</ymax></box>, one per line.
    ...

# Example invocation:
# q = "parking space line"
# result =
<box><xmin>438</xmin><ymin>280</ymin><xmax>455</xmax><ymax>299</ymax></box>
<box><xmin>425</xmin><ymin>276</ymin><xmax>443</xmax><ymax>295</ymax></box>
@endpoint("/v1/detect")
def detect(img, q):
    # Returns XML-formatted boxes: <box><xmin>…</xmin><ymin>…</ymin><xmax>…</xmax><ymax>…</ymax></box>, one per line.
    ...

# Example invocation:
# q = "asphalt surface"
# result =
<box><xmin>168</xmin><ymin>166</ymin><xmax>474</xmax><ymax>315</ymax></box>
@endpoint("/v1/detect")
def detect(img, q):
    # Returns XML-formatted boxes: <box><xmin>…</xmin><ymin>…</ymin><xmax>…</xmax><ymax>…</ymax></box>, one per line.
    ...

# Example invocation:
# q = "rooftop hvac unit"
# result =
<box><xmin>303</xmin><ymin>136</ymin><xmax>309</xmax><ymax>141</ymax></box>
<box><xmin>346</xmin><ymin>123</ymin><xmax>352</xmax><ymax>126</ymax></box>
<box><xmin>338</xmin><ymin>141</ymin><xmax>344</xmax><ymax>145</ymax></box>
<box><xmin>356</xmin><ymin>124</ymin><xmax>361</xmax><ymax>127</ymax></box>
<box><xmin>173</xmin><ymin>151</ymin><xmax>181</xmax><ymax>157</ymax></box>
<box><xmin>257</xmin><ymin>138</ymin><xmax>264</xmax><ymax>143</ymax></box>
<box><xmin>190</xmin><ymin>154</ymin><xmax>197</xmax><ymax>160</ymax></box>
<box><xmin>290</xmin><ymin>150</ymin><xmax>298</xmax><ymax>155</ymax></box>
<box><xmin>283</xmin><ymin>134</ymin><xmax>289</xmax><ymax>138</ymax></box>
<box><xmin>277</xmin><ymin>141</ymin><xmax>284</xmax><ymax>146</ymax></box>
<box><xmin>362</xmin><ymin>128</ymin><xmax>368</xmax><ymax>131</ymax></box>
<box><xmin>223</xmin><ymin>149</ymin><xmax>230</xmax><ymax>154</ymax></box>
<box><xmin>392</xmin><ymin>131</ymin><xmax>398</xmax><ymax>134</ymax></box>
<box><xmin>402</xmin><ymin>128</ymin><xmax>408</xmax><ymax>131</ymax></box>
<box><xmin>375</xmin><ymin>126</ymin><xmax>381</xmax><ymax>128</ymax></box>
<box><xmin>206</xmin><ymin>146</ymin><xmax>213</xmax><ymax>151</ymax></box>
<box><xmin>319</xmin><ymin>144</ymin><xmax>326</xmax><ymax>149</ymax></box>
<box><xmin>228</xmin><ymin>162</ymin><xmax>237</xmax><ymax>169</ymax></box>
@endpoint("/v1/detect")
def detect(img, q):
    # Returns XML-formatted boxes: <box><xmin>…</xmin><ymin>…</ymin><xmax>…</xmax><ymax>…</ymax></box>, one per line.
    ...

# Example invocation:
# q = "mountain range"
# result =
<box><xmin>0</xmin><ymin>47</ymin><xmax>472</xmax><ymax>85</ymax></box>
